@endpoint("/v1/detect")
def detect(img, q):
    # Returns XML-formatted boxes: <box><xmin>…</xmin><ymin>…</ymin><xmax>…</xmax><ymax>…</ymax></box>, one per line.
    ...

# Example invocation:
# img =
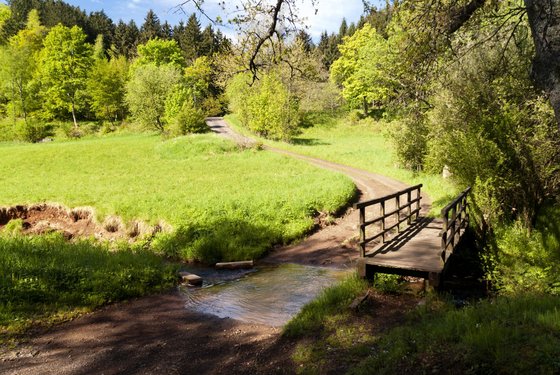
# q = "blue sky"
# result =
<box><xmin>57</xmin><ymin>0</ymin><xmax>373</xmax><ymax>41</ymax></box>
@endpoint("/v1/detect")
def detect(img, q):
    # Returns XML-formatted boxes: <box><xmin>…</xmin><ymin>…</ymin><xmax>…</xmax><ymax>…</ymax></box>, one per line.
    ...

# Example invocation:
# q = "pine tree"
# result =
<box><xmin>161</xmin><ymin>21</ymin><xmax>172</xmax><ymax>40</ymax></box>
<box><xmin>295</xmin><ymin>30</ymin><xmax>314</xmax><ymax>52</ymax></box>
<box><xmin>339</xmin><ymin>18</ymin><xmax>348</xmax><ymax>38</ymax></box>
<box><xmin>199</xmin><ymin>24</ymin><xmax>215</xmax><ymax>56</ymax></box>
<box><xmin>139</xmin><ymin>9</ymin><xmax>162</xmax><ymax>44</ymax></box>
<box><xmin>112</xmin><ymin>19</ymin><xmax>138</xmax><ymax>59</ymax></box>
<box><xmin>181</xmin><ymin>13</ymin><xmax>201</xmax><ymax>62</ymax></box>
<box><xmin>86</xmin><ymin>10</ymin><xmax>115</xmax><ymax>48</ymax></box>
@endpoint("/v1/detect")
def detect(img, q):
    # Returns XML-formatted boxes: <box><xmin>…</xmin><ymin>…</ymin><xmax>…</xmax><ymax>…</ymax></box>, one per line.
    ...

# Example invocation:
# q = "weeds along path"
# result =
<box><xmin>206</xmin><ymin>117</ymin><xmax>431</xmax><ymax>268</ymax></box>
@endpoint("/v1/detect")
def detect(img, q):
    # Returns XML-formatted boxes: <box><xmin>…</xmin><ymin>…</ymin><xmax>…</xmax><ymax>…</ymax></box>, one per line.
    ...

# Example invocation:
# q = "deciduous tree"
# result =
<box><xmin>37</xmin><ymin>24</ymin><xmax>93</xmax><ymax>128</ymax></box>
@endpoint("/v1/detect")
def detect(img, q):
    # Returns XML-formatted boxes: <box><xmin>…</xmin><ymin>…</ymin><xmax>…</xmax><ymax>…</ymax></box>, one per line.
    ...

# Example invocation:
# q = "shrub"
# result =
<box><xmin>226</xmin><ymin>72</ymin><xmax>300</xmax><ymax>141</ymax></box>
<box><xmin>16</xmin><ymin>119</ymin><xmax>54</xmax><ymax>142</ymax></box>
<box><xmin>168</xmin><ymin>100</ymin><xmax>207</xmax><ymax>136</ymax></box>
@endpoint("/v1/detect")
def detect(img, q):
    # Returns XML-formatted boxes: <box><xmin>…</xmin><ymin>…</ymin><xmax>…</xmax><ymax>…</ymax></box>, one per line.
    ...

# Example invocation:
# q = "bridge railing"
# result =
<box><xmin>441</xmin><ymin>186</ymin><xmax>471</xmax><ymax>262</ymax></box>
<box><xmin>354</xmin><ymin>184</ymin><xmax>423</xmax><ymax>257</ymax></box>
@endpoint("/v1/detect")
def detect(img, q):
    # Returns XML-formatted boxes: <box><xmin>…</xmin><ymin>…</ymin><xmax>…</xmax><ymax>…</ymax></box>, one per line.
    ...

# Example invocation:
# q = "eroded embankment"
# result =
<box><xmin>0</xmin><ymin>203</ymin><xmax>168</xmax><ymax>242</ymax></box>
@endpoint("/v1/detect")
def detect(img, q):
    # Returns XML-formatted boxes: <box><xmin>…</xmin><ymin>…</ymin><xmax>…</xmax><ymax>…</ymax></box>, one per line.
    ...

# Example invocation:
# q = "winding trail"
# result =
<box><xmin>1</xmin><ymin>120</ymin><xmax>426</xmax><ymax>375</ymax></box>
<box><xmin>207</xmin><ymin>117</ymin><xmax>429</xmax><ymax>268</ymax></box>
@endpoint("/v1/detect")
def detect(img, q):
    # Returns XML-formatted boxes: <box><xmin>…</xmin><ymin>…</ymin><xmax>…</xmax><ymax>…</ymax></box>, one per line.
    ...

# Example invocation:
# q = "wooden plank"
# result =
<box><xmin>215</xmin><ymin>260</ymin><xmax>254</xmax><ymax>270</ymax></box>
<box><xmin>362</xmin><ymin>218</ymin><xmax>445</xmax><ymax>274</ymax></box>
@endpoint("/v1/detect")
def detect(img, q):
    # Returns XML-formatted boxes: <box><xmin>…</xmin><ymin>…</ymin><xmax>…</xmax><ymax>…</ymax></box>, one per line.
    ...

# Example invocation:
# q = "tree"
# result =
<box><xmin>125</xmin><ymin>64</ymin><xmax>181</xmax><ymax>132</ymax></box>
<box><xmin>113</xmin><ymin>20</ymin><xmax>139</xmax><ymax>59</ymax></box>
<box><xmin>227</xmin><ymin>71</ymin><xmax>300</xmax><ymax>141</ymax></box>
<box><xmin>0</xmin><ymin>4</ymin><xmax>11</xmax><ymax>43</ymax></box>
<box><xmin>88</xmin><ymin>54</ymin><xmax>128</xmax><ymax>123</ymax></box>
<box><xmin>86</xmin><ymin>10</ymin><xmax>115</xmax><ymax>50</ymax></box>
<box><xmin>0</xmin><ymin>9</ymin><xmax>45</xmax><ymax>124</ymax></box>
<box><xmin>37</xmin><ymin>24</ymin><xmax>93</xmax><ymax>128</ymax></box>
<box><xmin>295</xmin><ymin>30</ymin><xmax>314</xmax><ymax>53</ymax></box>
<box><xmin>330</xmin><ymin>24</ymin><xmax>397</xmax><ymax>112</ymax></box>
<box><xmin>139</xmin><ymin>9</ymin><xmax>162</xmax><ymax>44</ymax></box>
<box><xmin>182</xmin><ymin>13</ymin><xmax>202</xmax><ymax>62</ymax></box>
<box><xmin>135</xmin><ymin>38</ymin><xmax>186</xmax><ymax>68</ymax></box>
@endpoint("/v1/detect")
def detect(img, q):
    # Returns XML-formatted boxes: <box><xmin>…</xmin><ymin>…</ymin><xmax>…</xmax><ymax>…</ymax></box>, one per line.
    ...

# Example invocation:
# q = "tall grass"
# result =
<box><xmin>0</xmin><ymin>233</ymin><xmax>178</xmax><ymax>341</ymax></box>
<box><xmin>350</xmin><ymin>294</ymin><xmax>560</xmax><ymax>374</ymax></box>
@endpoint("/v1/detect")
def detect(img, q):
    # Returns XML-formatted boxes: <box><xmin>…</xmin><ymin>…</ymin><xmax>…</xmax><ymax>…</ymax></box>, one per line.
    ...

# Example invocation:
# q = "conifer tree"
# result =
<box><xmin>139</xmin><ymin>9</ymin><xmax>162</xmax><ymax>44</ymax></box>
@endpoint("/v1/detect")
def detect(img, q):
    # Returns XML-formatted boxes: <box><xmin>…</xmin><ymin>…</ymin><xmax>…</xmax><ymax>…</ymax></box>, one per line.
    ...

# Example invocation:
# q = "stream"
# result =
<box><xmin>180</xmin><ymin>264</ymin><xmax>349</xmax><ymax>326</ymax></box>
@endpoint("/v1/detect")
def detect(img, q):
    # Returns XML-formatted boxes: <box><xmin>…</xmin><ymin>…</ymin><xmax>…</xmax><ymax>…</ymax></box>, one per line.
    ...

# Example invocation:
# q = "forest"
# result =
<box><xmin>0</xmin><ymin>0</ymin><xmax>560</xmax><ymax>373</ymax></box>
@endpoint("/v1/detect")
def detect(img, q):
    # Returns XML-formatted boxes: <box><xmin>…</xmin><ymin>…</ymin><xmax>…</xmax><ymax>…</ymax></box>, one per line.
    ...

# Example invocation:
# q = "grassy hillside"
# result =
<box><xmin>0</xmin><ymin>133</ymin><xmax>355</xmax><ymax>262</ymax></box>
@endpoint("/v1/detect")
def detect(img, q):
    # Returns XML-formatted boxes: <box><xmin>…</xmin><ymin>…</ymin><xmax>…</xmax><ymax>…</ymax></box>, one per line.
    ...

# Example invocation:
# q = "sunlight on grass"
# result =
<box><xmin>226</xmin><ymin>114</ymin><xmax>458</xmax><ymax>214</ymax></box>
<box><xmin>0</xmin><ymin>133</ymin><xmax>355</xmax><ymax>262</ymax></box>
<box><xmin>0</xmin><ymin>233</ymin><xmax>178</xmax><ymax>342</ymax></box>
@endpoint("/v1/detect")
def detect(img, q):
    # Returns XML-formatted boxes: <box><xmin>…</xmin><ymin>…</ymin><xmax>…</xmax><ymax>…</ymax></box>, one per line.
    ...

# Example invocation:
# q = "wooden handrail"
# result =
<box><xmin>440</xmin><ymin>186</ymin><xmax>471</xmax><ymax>262</ymax></box>
<box><xmin>354</xmin><ymin>184</ymin><xmax>422</xmax><ymax>257</ymax></box>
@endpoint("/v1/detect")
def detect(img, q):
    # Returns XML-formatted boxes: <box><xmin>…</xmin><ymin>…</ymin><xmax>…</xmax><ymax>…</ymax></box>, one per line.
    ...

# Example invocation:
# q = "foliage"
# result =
<box><xmin>0</xmin><ymin>233</ymin><xmax>178</xmax><ymax>340</ymax></box>
<box><xmin>37</xmin><ymin>24</ymin><xmax>93</xmax><ymax>127</ymax></box>
<box><xmin>88</xmin><ymin>55</ymin><xmax>129</xmax><ymax>123</ymax></box>
<box><xmin>486</xmin><ymin>206</ymin><xmax>560</xmax><ymax>295</ymax></box>
<box><xmin>125</xmin><ymin>64</ymin><xmax>181</xmax><ymax>131</ymax></box>
<box><xmin>168</xmin><ymin>99</ymin><xmax>207</xmax><ymax>136</ymax></box>
<box><xmin>0</xmin><ymin>134</ymin><xmax>355</xmax><ymax>263</ymax></box>
<box><xmin>422</xmin><ymin>15</ymin><xmax>560</xmax><ymax>227</ymax></box>
<box><xmin>15</xmin><ymin>118</ymin><xmax>54</xmax><ymax>143</ymax></box>
<box><xmin>227</xmin><ymin>72</ymin><xmax>300</xmax><ymax>141</ymax></box>
<box><xmin>135</xmin><ymin>38</ymin><xmax>185</xmax><ymax>68</ymax></box>
<box><xmin>330</xmin><ymin>24</ymin><xmax>397</xmax><ymax>110</ymax></box>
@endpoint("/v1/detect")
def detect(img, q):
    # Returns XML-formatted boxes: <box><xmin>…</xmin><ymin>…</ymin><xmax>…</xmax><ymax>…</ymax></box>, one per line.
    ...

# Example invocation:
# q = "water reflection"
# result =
<box><xmin>180</xmin><ymin>264</ymin><xmax>348</xmax><ymax>326</ymax></box>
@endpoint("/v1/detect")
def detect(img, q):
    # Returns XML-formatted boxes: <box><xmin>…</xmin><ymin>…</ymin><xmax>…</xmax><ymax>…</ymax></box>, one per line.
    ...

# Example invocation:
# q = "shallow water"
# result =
<box><xmin>180</xmin><ymin>264</ymin><xmax>348</xmax><ymax>326</ymax></box>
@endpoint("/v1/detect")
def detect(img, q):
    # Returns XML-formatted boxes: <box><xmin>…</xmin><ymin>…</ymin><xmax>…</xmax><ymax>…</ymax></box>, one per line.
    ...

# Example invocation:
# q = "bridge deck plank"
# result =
<box><xmin>362</xmin><ymin>217</ymin><xmax>444</xmax><ymax>274</ymax></box>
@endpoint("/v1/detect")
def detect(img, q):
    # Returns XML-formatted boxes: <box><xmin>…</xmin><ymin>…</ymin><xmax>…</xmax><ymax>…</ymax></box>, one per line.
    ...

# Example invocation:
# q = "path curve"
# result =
<box><xmin>207</xmin><ymin>117</ymin><xmax>430</xmax><ymax>268</ymax></box>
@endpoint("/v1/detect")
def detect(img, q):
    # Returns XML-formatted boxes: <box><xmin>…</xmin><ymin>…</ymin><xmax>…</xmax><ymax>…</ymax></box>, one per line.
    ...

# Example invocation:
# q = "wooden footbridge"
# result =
<box><xmin>355</xmin><ymin>185</ymin><xmax>471</xmax><ymax>287</ymax></box>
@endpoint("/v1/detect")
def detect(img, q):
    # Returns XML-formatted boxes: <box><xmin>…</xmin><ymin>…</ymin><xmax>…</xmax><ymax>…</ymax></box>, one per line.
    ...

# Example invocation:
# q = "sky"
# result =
<box><xmin>56</xmin><ymin>0</ymin><xmax>373</xmax><ymax>41</ymax></box>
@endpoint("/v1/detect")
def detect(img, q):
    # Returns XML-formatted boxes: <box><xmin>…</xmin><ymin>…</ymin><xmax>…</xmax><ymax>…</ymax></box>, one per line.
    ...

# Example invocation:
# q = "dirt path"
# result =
<box><xmin>1</xmin><ymin>119</ymin><xmax>422</xmax><ymax>374</ymax></box>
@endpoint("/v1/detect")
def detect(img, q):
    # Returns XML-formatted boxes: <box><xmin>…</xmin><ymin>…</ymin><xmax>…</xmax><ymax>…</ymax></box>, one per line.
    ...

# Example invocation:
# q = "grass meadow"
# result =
<box><xmin>225</xmin><ymin>113</ymin><xmax>458</xmax><ymax>214</ymax></box>
<box><xmin>0</xmin><ymin>133</ymin><xmax>356</xmax><ymax>262</ymax></box>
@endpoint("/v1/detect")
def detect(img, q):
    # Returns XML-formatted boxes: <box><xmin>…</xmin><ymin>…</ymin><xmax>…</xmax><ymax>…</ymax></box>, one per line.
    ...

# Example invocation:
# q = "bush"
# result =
<box><xmin>168</xmin><ymin>100</ymin><xmax>207</xmax><ymax>136</ymax></box>
<box><xmin>16</xmin><ymin>119</ymin><xmax>54</xmax><ymax>142</ymax></box>
<box><xmin>226</xmin><ymin>72</ymin><xmax>301</xmax><ymax>141</ymax></box>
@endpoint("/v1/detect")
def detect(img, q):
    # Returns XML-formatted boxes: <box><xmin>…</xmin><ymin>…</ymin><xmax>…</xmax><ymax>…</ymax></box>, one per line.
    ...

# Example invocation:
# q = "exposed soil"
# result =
<box><xmin>0</xmin><ymin>204</ymin><xmax>164</xmax><ymax>243</ymax></box>
<box><xmin>0</xmin><ymin>118</ymin><xmax>424</xmax><ymax>374</ymax></box>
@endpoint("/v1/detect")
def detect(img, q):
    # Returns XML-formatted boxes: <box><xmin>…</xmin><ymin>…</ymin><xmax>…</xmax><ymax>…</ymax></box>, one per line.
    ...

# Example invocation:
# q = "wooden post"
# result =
<box><xmin>407</xmin><ymin>190</ymin><xmax>412</xmax><ymax>225</ymax></box>
<box><xmin>396</xmin><ymin>195</ymin><xmax>401</xmax><ymax>233</ymax></box>
<box><xmin>416</xmin><ymin>186</ymin><xmax>421</xmax><ymax>220</ymax></box>
<box><xmin>451</xmin><ymin>206</ymin><xmax>456</xmax><ymax>250</ymax></box>
<box><xmin>380</xmin><ymin>201</ymin><xmax>386</xmax><ymax>243</ymax></box>
<box><xmin>359</xmin><ymin>207</ymin><xmax>366</xmax><ymax>257</ymax></box>
<box><xmin>441</xmin><ymin>212</ymin><xmax>448</xmax><ymax>262</ymax></box>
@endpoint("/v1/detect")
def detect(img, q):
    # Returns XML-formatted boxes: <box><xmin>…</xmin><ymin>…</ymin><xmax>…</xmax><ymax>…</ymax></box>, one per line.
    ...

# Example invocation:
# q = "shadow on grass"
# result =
<box><xmin>290</xmin><ymin>137</ymin><xmax>330</xmax><ymax>146</ymax></box>
<box><xmin>151</xmin><ymin>217</ymin><xmax>285</xmax><ymax>265</ymax></box>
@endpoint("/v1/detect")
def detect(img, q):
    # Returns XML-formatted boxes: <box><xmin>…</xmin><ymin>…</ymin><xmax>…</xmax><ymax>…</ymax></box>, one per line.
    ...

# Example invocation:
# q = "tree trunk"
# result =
<box><xmin>71</xmin><ymin>100</ymin><xmax>78</xmax><ymax>129</ymax></box>
<box><xmin>525</xmin><ymin>0</ymin><xmax>560</xmax><ymax>128</ymax></box>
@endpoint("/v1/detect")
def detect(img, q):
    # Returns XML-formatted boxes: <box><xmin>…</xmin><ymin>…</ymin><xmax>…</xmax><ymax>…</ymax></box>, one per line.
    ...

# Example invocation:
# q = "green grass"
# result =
<box><xmin>226</xmin><ymin>113</ymin><xmax>458</xmax><ymax>214</ymax></box>
<box><xmin>0</xmin><ymin>133</ymin><xmax>356</xmax><ymax>262</ymax></box>
<box><xmin>350</xmin><ymin>294</ymin><xmax>560</xmax><ymax>374</ymax></box>
<box><xmin>0</xmin><ymin>232</ymin><xmax>178</xmax><ymax>343</ymax></box>
<box><xmin>285</xmin><ymin>276</ymin><xmax>560</xmax><ymax>374</ymax></box>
